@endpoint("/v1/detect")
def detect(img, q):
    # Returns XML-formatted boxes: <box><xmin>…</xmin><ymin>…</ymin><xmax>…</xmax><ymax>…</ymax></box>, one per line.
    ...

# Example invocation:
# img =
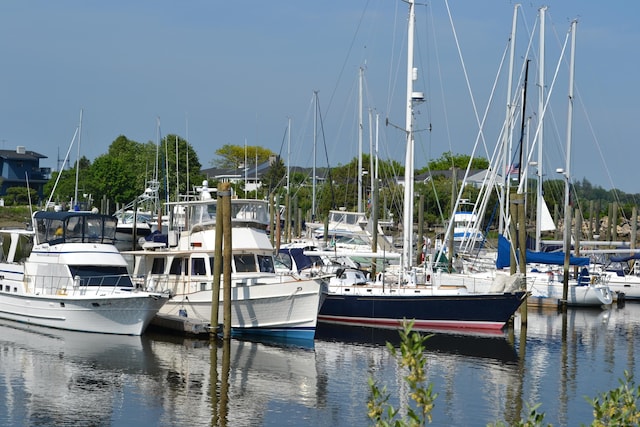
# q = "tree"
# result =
<box><xmin>417</xmin><ymin>151</ymin><xmax>489</xmax><ymax>174</ymax></box>
<box><xmin>213</xmin><ymin>144</ymin><xmax>275</xmax><ymax>169</ymax></box>
<box><xmin>5</xmin><ymin>187</ymin><xmax>33</xmax><ymax>206</ymax></box>
<box><xmin>43</xmin><ymin>156</ymin><xmax>92</xmax><ymax>206</ymax></box>
<box><xmin>41</xmin><ymin>134</ymin><xmax>204</xmax><ymax>212</ymax></box>
<box><xmin>159</xmin><ymin>134</ymin><xmax>205</xmax><ymax>202</ymax></box>
<box><xmin>261</xmin><ymin>156</ymin><xmax>286</xmax><ymax>195</ymax></box>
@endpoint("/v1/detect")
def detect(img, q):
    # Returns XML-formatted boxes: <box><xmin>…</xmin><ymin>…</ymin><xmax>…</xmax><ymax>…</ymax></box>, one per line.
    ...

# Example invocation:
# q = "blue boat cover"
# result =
<box><xmin>609</xmin><ymin>253</ymin><xmax>640</xmax><ymax>263</ymax></box>
<box><xmin>496</xmin><ymin>234</ymin><xmax>589</xmax><ymax>268</ymax></box>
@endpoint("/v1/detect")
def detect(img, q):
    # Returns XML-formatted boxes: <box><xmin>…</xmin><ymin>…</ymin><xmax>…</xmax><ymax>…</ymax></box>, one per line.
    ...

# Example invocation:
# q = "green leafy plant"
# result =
<box><xmin>368</xmin><ymin>320</ymin><xmax>437</xmax><ymax>426</ymax></box>
<box><xmin>587</xmin><ymin>370</ymin><xmax>640</xmax><ymax>427</ymax></box>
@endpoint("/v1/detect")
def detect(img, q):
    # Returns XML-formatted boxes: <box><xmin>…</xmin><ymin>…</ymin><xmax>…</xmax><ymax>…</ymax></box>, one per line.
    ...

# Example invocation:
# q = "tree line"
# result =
<box><xmin>7</xmin><ymin>137</ymin><xmax>639</xmax><ymax>231</ymax></box>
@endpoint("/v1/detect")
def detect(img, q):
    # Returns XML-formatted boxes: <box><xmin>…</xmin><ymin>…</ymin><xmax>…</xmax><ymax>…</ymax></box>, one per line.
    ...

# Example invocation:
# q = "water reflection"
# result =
<box><xmin>143</xmin><ymin>332</ymin><xmax>319</xmax><ymax>426</ymax></box>
<box><xmin>0</xmin><ymin>305</ymin><xmax>639</xmax><ymax>426</ymax></box>
<box><xmin>315</xmin><ymin>322</ymin><xmax>519</xmax><ymax>363</ymax></box>
<box><xmin>0</xmin><ymin>321</ymin><xmax>158</xmax><ymax>426</ymax></box>
<box><xmin>515</xmin><ymin>304</ymin><xmax>640</xmax><ymax>426</ymax></box>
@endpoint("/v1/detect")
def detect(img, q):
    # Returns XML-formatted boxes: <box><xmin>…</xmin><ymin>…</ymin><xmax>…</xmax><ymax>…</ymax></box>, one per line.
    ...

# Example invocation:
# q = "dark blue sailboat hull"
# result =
<box><xmin>318</xmin><ymin>291</ymin><xmax>526</xmax><ymax>333</ymax></box>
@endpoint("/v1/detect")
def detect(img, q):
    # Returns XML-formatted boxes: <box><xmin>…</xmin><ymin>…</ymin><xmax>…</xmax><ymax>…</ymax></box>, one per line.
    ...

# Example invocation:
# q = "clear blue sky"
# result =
<box><xmin>1</xmin><ymin>1</ymin><xmax>637</xmax><ymax>194</ymax></box>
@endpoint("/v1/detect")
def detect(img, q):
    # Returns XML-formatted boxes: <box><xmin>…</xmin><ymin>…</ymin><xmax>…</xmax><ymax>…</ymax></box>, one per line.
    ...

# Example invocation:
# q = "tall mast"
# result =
<box><xmin>499</xmin><ymin>4</ymin><xmax>519</xmax><ymax>234</ymax></box>
<box><xmin>287</xmin><ymin>117</ymin><xmax>291</xmax><ymax>194</ymax></box>
<box><xmin>562</xmin><ymin>20</ymin><xmax>577</xmax><ymax>302</ymax></box>
<box><xmin>358</xmin><ymin>67</ymin><xmax>364</xmax><ymax>213</ymax></box>
<box><xmin>312</xmin><ymin>91</ymin><xmax>318</xmax><ymax>221</ymax></box>
<box><xmin>402</xmin><ymin>0</ymin><xmax>416</xmax><ymax>271</ymax></box>
<box><xmin>74</xmin><ymin>108</ymin><xmax>83</xmax><ymax>209</ymax></box>
<box><xmin>535</xmin><ymin>7</ymin><xmax>547</xmax><ymax>252</ymax></box>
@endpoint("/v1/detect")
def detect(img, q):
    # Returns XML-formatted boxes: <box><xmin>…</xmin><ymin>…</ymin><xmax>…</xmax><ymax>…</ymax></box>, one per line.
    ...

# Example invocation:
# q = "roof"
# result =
<box><xmin>0</xmin><ymin>148</ymin><xmax>47</xmax><ymax>161</ymax></box>
<box><xmin>34</xmin><ymin>210</ymin><xmax>113</xmax><ymax>221</ymax></box>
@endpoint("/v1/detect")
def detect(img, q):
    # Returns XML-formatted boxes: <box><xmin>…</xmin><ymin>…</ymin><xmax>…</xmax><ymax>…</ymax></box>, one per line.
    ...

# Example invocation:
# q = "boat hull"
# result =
<box><xmin>160</xmin><ymin>278</ymin><xmax>325</xmax><ymax>341</ymax></box>
<box><xmin>318</xmin><ymin>291</ymin><xmax>526</xmax><ymax>333</ymax></box>
<box><xmin>0</xmin><ymin>291</ymin><xmax>168</xmax><ymax>335</ymax></box>
<box><xmin>528</xmin><ymin>281</ymin><xmax>613</xmax><ymax>307</ymax></box>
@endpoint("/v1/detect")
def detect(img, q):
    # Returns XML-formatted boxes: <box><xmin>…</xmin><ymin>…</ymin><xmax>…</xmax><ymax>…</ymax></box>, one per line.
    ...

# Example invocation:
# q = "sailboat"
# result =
<box><xmin>498</xmin><ymin>13</ymin><xmax>612</xmax><ymax>308</ymax></box>
<box><xmin>317</xmin><ymin>0</ymin><xmax>526</xmax><ymax>333</ymax></box>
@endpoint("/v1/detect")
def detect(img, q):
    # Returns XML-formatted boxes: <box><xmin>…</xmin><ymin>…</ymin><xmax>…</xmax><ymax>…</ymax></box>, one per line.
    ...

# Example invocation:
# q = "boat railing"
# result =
<box><xmin>141</xmin><ymin>273</ymin><xmax>211</xmax><ymax>294</ymax></box>
<box><xmin>29</xmin><ymin>274</ymin><xmax>136</xmax><ymax>296</ymax></box>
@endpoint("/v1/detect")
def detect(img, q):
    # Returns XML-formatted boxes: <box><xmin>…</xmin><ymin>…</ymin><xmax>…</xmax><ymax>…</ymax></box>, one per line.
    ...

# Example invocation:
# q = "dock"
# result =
<box><xmin>149</xmin><ymin>313</ymin><xmax>211</xmax><ymax>337</ymax></box>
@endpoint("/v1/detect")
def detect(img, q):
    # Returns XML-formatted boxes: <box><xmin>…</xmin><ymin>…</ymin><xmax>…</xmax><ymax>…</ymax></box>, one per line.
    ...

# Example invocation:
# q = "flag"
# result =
<box><xmin>507</xmin><ymin>163</ymin><xmax>520</xmax><ymax>176</ymax></box>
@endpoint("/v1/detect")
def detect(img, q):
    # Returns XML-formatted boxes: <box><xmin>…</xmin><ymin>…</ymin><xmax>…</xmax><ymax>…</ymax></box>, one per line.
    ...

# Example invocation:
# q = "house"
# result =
<box><xmin>201</xmin><ymin>156</ymin><xmax>329</xmax><ymax>194</ymax></box>
<box><xmin>0</xmin><ymin>146</ymin><xmax>50</xmax><ymax>198</ymax></box>
<box><xmin>409</xmin><ymin>168</ymin><xmax>502</xmax><ymax>188</ymax></box>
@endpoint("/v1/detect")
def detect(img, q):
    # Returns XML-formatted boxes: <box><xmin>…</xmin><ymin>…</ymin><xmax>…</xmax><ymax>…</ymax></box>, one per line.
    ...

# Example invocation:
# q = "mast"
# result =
<box><xmin>499</xmin><ymin>5</ymin><xmax>519</xmax><ymax>234</ymax></box>
<box><xmin>535</xmin><ymin>7</ymin><xmax>547</xmax><ymax>252</ymax></box>
<box><xmin>244</xmin><ymin>138</ymin><xmax>248</xmax><ymax>198</ymax></box>
<box><xmin>358</xmin><ymin>67</ymin><xmax>364</xmax><ymax>213</ymax></box>
<box><xmin>402</xmin><ymin>0</ymin><xmax>417</xmax><ymax>271</ymax></box>
<box><xmin>287</xmin><ymin>117</ymin><xmax>291</xmax><ymax>194</ymax></box>
<box><xmin>312</xmin><ymin>91</ymin><xmax>318</xmax><ymax>221</ymax></box>
<box><xmin>562</xmin><ymin>20</ymin><xmax>577</xmax><ymax>303</ymax></box>
<box><xmin>74</xmin><ymin>109</ymin><xmax>82</xmax><ymax>209</ymax></box>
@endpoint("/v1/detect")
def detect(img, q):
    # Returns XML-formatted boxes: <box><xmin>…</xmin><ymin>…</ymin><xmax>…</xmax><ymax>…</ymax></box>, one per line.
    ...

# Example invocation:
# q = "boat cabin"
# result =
<box><xmin>34</xmin><ymin>210</ymin><xmax>118</xmax><ymax>245</ymax></box>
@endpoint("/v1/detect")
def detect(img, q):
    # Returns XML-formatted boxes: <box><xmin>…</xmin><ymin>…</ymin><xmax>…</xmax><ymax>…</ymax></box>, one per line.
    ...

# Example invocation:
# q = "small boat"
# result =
<box><xmin>452</xmin><ymin>199</ymin><xmax>485</xmax><ymax>250</ymax></box>
<box><xmin>591</xmin><ymin>254</ymin><xmax>640</xmax><ymax>301</ymax></box>
<box><xmin>127</xmin><ymin>181</ymin><xmax>327</xmax><ymax>341</ymax></box>
<box><xmin>526</xmin><ymin>268</ymin><xmax>613</xmax><ymax>307</ymax></box>
<box><xmin>0</xmin><ymin>209</ymin><xmax>170</xmax><ymax>335</ymax></box>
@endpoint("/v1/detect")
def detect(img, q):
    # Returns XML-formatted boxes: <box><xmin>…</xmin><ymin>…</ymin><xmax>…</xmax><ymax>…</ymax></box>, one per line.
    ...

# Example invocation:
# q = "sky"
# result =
<box><xmin>1</xmin><ymin>1</ymin><xmax>638</xmax><ymax>194</ymax></box>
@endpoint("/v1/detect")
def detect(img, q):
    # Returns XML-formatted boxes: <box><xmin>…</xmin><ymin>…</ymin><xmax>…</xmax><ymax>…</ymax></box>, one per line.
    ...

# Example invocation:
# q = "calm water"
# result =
<box><xmin>1</xmin><ymin>303</ymin><xmax>639</xmax><ymax>427</ymax></box>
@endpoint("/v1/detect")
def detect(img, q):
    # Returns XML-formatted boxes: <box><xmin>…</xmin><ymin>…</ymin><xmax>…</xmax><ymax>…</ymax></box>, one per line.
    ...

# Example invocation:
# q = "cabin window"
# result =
<box><xmin>192</xmin><ymin>257</ymin><xmax>207</xmax><ymax>276</ymax></box>
<box><xmin>274</xmin><ymin>253</ymin><xmax>292</xmax><ymax>270</ymax></box>
<box><xmin>234</xmin><ymin>254</ymin><xmax>257</xmax><ymax>273</ymax></box>
<box><xmin>169</xmin><ymin>258</ymin><xmax>183</xmax><ymax>275</ymax></box>
<box><xmin>151</xmin><ymin>258</ymin><xmax>165</xmax><ymax>274</ymax></box>
<box><xmin>66</xmin><ymin>216</ymin><xmax>83</xmax><ymax>242</ymax></box>
<box><xmin>68</xmin><ymin>266</ymin><xmax>133</xmax><ymax>287</ymax></box>
<box><xmin>85</xmin><ymin>217</ymin><xmax>102</xmax><ymax>241</ymax></box>
<box><xmin>257</xmin><ymin>255</ymin><xmax>274</xmax><ymax>273</ymax></box>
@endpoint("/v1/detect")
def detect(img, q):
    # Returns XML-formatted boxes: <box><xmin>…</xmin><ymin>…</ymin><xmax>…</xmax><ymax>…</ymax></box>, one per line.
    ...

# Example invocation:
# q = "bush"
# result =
<box><xmin>368</xmin><ymin>322</ymin><xmax>640</xmax><ymax>427</ymax></box>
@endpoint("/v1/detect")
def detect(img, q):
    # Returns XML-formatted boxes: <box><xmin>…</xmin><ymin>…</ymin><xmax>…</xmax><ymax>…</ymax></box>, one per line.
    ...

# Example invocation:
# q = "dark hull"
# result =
<box><xmin>318</xmin><ymin>291</ymin><xmax>526</xmax><ymax>333</ymax></box>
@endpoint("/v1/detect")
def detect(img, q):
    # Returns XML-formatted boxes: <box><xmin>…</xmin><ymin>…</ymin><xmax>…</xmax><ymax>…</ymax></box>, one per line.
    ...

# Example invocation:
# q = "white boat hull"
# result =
<box><xmin>158</xmin><ymin>277</ymin><xmax>324</xmax><ymax>339</ymax></box>
<box><xmin>0</xmin><ymin>290</ymin><xmax>167</xmax><ymax>335</ymax></box>
<box><xmin>600</xmin><ymin>272</ymin><xmax>640</xmax><ymax>300</ymax></box>
<box><xmin>528</xmin><ymin>281</ymin><xmax>612</xmax><ymax>307</ymax></box>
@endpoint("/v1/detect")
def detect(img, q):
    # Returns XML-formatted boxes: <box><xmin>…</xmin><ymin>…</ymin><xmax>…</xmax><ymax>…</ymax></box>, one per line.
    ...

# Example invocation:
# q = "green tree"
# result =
<box><xmin>418</xmin><ymin>151</ymin><xmax>489</xmax><ymax>173</ymax></box>
<box><xmin>261</xmin><ymin>156</ymin><xmax>286</xmax><ymax>195</ymax></box>
<box><xmin>213</xmin><ymin>144</ymin><xmax>275</xmax><ymax>169</ymax></box>
<box><xmin>159</xmin><ymin>134</ymin><xmax>205</xmax><ymax>202</ymax></box>
<box><xmin>5</xmin><ymin>187</ymin><xmax>33</xmax><ymax>206</ymax></box>
<box><xmin>43</xmin><ymin>156</ymin><xmax>92</xmax><ymax>206</ymax></box>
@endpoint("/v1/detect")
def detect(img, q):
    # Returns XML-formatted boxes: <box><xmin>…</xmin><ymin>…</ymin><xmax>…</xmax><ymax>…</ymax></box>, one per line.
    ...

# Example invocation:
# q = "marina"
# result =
<box><xmin>0</xmin><ymin>2</ymin><xmax>639</xmax><ymax>425</ymax></box>
<box><xmin>1</xmin><ymin>302</ymin><xmax>639</xmax><ymax>426</ymax></box>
